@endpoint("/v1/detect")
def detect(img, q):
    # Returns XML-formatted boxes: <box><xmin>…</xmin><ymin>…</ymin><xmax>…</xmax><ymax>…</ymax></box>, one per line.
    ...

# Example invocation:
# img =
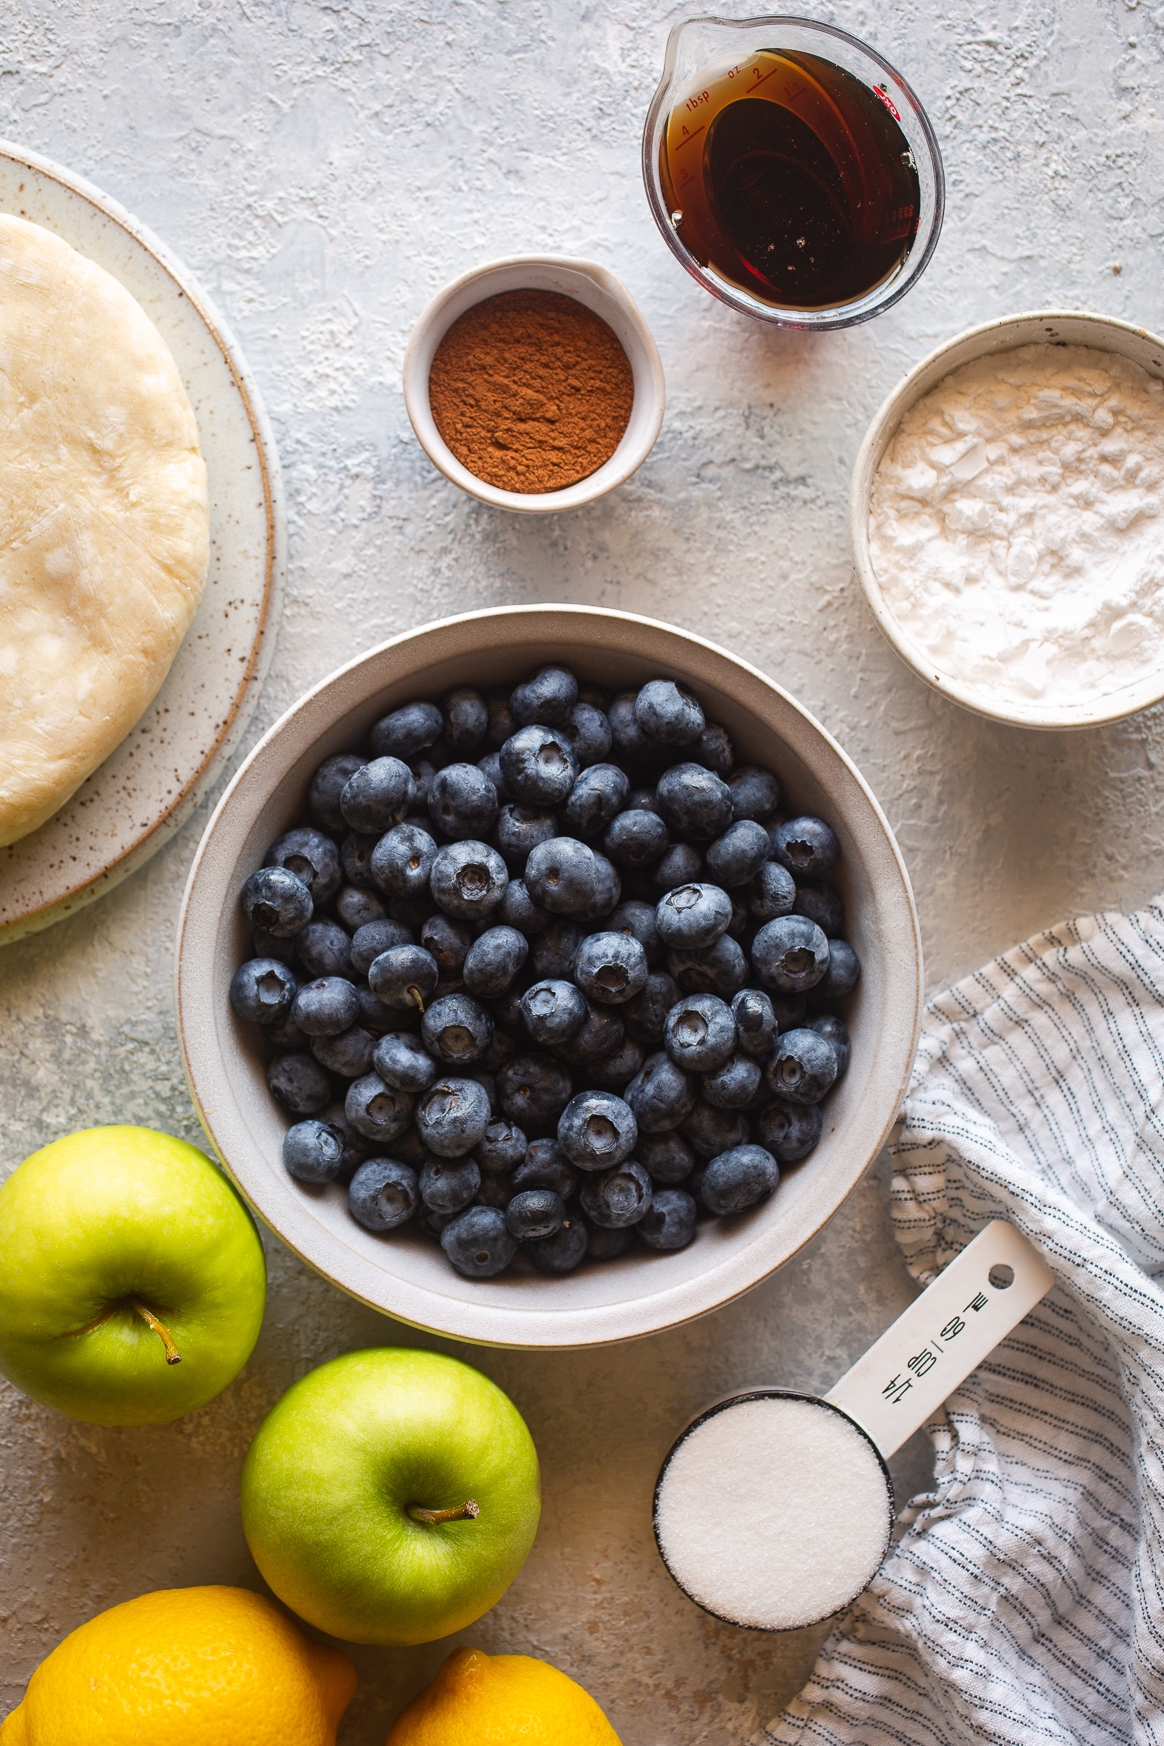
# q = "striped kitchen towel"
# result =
<box><xmin>761</xmin><ymin>899</ymin><xmax>1164</xmax><ymax>1746</ymax></box>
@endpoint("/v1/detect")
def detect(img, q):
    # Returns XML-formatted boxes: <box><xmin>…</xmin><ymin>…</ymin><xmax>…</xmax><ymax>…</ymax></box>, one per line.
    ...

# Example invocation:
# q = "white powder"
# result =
<box><xmin>653</xmin><ymin>1395</ymin><xmax>891</xmax><ymax>1630</ymax></box>
<box><xmin>868</xmin><ymin>344</ymin><xmax>1164</xmax><ymax>708</ymax></box>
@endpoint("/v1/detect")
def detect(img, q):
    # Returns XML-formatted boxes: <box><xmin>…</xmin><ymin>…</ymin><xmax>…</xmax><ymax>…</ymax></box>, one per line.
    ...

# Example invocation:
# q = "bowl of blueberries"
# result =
<box><xmin>176</xmin><ymin>605</ymin><xmax>922</xmax><ymax>1348</ymax></box>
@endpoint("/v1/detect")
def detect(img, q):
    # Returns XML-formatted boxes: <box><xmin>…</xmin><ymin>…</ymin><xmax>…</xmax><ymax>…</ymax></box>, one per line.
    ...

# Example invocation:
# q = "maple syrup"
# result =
<box><xmin>659</xmin><ymin>49</ymin><xmax>921</xmax><ymax>312</ymax></box>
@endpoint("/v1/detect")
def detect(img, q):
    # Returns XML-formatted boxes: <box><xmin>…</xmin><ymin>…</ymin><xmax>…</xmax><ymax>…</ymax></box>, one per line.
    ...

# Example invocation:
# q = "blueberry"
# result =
<box><xmin>793</xmin><ymin>881</ymin><xmax>844</xmax><ymax>937</ymax></box>
<box><xmin>321</xmin><ymin>1101</ymin><xmax>373</xmax><ymax>1171</ymax></box>
<box><xmin>513</xmin><ymin>1138</ymin><xmax>577</xmax><ymax>1199</ymax></box>
<box><xmin>477</xmin><ymin>750</ymin><xmax>508</xmax><ymax>796</ymax></box>
<box><xmin>356</xmin><ymin>985</ymin><xmax>398</xmax><ymax>1037</ymax></box>
<box><xmin>751</xmin><ymin>915</ymin><xmax>830</xmax><ymax>994</ymax></box>
<box><xmin>416</xmin><ymin>1076</ymin><xmax>492</xmax><ymax>1157</ymax></box>
<box><xmin>498</xmin><ymin>1054</ymin><xmax>573</xmax><ymax>1129</ymax></box>
<box><xmin>441</xmin><ymin>1205</ymin><xmax>518</xmax><ymax>1277</ymax></box>
<box><xmin>349</xmin><ymin>919</ymin><xmax>411</xmax><ymax>978</ymax></box>
<box><xmin>407</xmin><ymin>758</ymin><xmax>438</xmax><ymax>809</ymax></box>
<box><xmin>625</xmin><ymin>1051</ymin><xmax>696</xmax><ymax>1133</ymax></box>
<box><xmin>476</xmin><ymin>1169</ymin><xmax>517</xmax><ymax>1210</ymax></box>
<box><xmin>656</xmin><ymin>763</ymin><xmax>733</xmax><ymax>841</ymax></box>
<box><xmin>633</xmin><ymin>678</ymin><xmax>704</xmax><ymax>746</ymax></box>
<box><xmin>385</xmin><ymin>1122</ymin><xmax>431</xmax><ymax>1168</ymax></box>
<box><xmin>637</xmin><ymin>1131</ymin><xmax>696</xmax><ymax>1184</ymax></box>
<box><xmin>340</xmin><ymin>756</ymin><xmax>416</xmax><ymax>834</ymax></box>
<box><xmin>367</xmin><ymin>944</ymin><xmax>440</xmax><ymax>1011</ymax></box>
<box><xmin>442</xmin><ymin>686</ymin><xmax>489</xmax><ymax>751</ymax></box>
<box><xmin>557</xmin><ymin>999</ymin><xmax>625</xmax><ymax>1067</ymax></box>
<box><xmin>588</xmin><ymin>1040</ymin><xmax>645</xmax><ymax>1088</ymax></box>
<box><xmin>230</xmin><ymin>957</ymin><xmax>297</xmax><ymax>1026</ymax></box>
<box><xmin>580</xmin><ymin>1158</ymin><xmax>652</xmax><ymax>1228</ymax></box>
<box><xmin>340</xmin><ymin>832</ymin><xmax>379</xmax><ymax>889</ymax></box>
<box><xmin>336</xmin><ymin>885</ymin><xmax>387</xmax><ymax>932</ymax></box>
<box><xmin>732</xmin><ymin>988</ymin><xmax>778</xmax><ymax>1059</ymax></box>
<box><xmin>700</xmin><ymin>1144</ymin><xmax>780</xmax><ymax>1214</ymax></box>
<box><xmin>586</xmin><ymin>1222</ymin><xmax>633</xmax><ymax>1260</ymax></box>
<box><xmin>524</xmin><ymin>836</ymin><xmax>596</xmax><ymax>915</ymax></box>
<box><xmin>729</xmin><ymin>766</ymin><xmax>781</xmax><ymax>822</ymax></box>
<box><xmin>308</xmin><ymin>752</ymin><xmax>366</xmax><ymax>832</ymax></box>
<box><xmin>430</xmin><ymin>762</ymin><xmax>500</xmax><ymax>840</ymax></box>
<box><xmin>771</xmin><ymin>816</ymin><xmax>840</xmax><ymax>879</ymax></box>
<box><xmin>810</xmin><ymin>1015</ymin><xmax>851</xmax><ymax>1078</ymax></box>
<box><xmin>682</xmin><ymin>1100</ymin><xmax>749</xmax><ymax>1160</ymax></box>
<box><xmin>505</xmin><ymin>1188</ymin><xmax>566</xmax><ymax>1240</ymax></box>
<box><xmin>656</xmin><ymin>882</ymin><xmax>732</xmax><ymax>950</ymax></box>
<box><xmin>664</xmin><ymin>993</ymin><xmax>737</xmax><ymax>1072</ymax></box>
<box><xmin>370</xmin><ymin>823</ymin><xmax>438</xmax><ymax>898</ymax></box>
<box><xmin>748</xmin><ymin>861</ymin><xmax>797</xmax><ymax>921</ymax></box>
<box><xmin>702</xmin><ymin>1053</ymin><xmax>762</xmax><ymax>1110</ymax></box>
<box><xmin>416</xmin><ymin>1206</ymin><xmax>455</xmax><ymax>1242</ymax></box>
<box><xmin>563</xmin><ymin>763</ymin><xmax>629</xmax><ymax>839</ymax></box>
<box><xmin>492</xmin><ymin>804</ymin><xmax>557</xmax><ymax>871</ymax></box>
<box><xmin>608</xmin><ymin>691</ymin><xmax>657</xmax><ymax>764</ymax></box>
<box><xmin>520</xmin><ymin>979</ymin><xmax>587</xmax><ymax>1047</ymax></box>
<box><xmin>628</xmin><ymin>786</ymin><xmax>663</xmax><ymax>815</ymax></box>
<box><xmin>530</xmin><ymin>919</ymin><xmax>583</xmax><ymax>981</ymax></box>
<box><xmin>349</xmin><ymin>1158</ymin><xmax>420</xmax><ymax>1230</ymax></box>
<box><xmin>560</xmin><ymin>701</ymin><xmax>612</xmax><ymax>768</ymax></box>
<box><xmin>770</xmin><ymin>991</ymin><xmax>808</xmax><ymax>1032</ymax></box>
<box><xmin>476</xmin><ymin>1118</ymin><xmax>528</xmax><ymax>1173</ymax></box>
<box><xmin>345</xmin><ymin>1073</ymin><xmax>415</xmax><ymax>1143</ymax></box>
<box><xmin>267</xmin><ymin>1052</ymin><xmax>331</xmax><ymax>1114</ymax></box>
<box><xmin>810</xmin><ymin>939</ymin><xmax>860</xmax><ymax>1001</ymax></box>
<box><xmin>387</xmin><ymin>890</ymin><xmax>434</xmax><ymax>933</ymax></box>
<box><xmin>463</xmin><ymin>926</ymin><xmax>529</xmax><ymax>998</ymax></box>
<box><xmin>757</xmin><ymin>1097</ymin><xmax>823</xmax><ymax>1162</ymax></box>
<box><xmin>557</xmin><ymin>1090</ymin><xmax>638</xmax><ymax>1172</ymax></box>
<box><xmin>603</xmin><ymin>808</ymin><xmax>669</xmax><ymax>869</ymax></box>
<box><xmin>766</xmin><ymin>1027</ymin><xmax>838</xmax><ymax>1104</ymax></box>
<box><xmin>282</xmin><ymin>1119</ymin><xmax>345</xmax><ymax>1184</ymax></box>
<box><xmin>638</xmin><ymin>1188</ymin><xmax>698</xmax><ymax>1250</ymax></box>
<box><xmin>430</xmin><ymin>840</ymin><xmax>508</xmax><ymax>921</ymax></box>
<box><xmin>242</xmin><ymin>866</ymin><xmax>313</xmax><ymax>937</ymax></box>
<box><xmin>419</xmin><ymin>913</ymin><xmax>473</xmax><ymax>974</ymax></box>
<box><xmin>296</xmin><ymin>920</ymin><xmax>354</xmax><ymax>980</ymax></box>
<box><xmin>251</xmin><ymin>927</ymin><xmax>297</xmax><ymax>966</ymax></box>
<box><xmin>291</xmin><ymin>976</ymin><xmax>360</xmax><ymax>1037</ymax></box>
<box><xmin>499</xmin><ymin>878</ymin><xmax>551</xmax><ymax>937</ymax></box>
<box><xmin>571</xmin><ymin>932</ymin><xmax>649</xmax><ymax>1008</ymax></box>
<box><xmin>372</xmin><ymin>1030</ymin><xmax>439</xmax><ymax>1092</ymax></box>
<box><xmin>694</xmin><ymin>722</ymin><xmax>734</xmax><ymax>777</ymax></box>
<box><xmin>420</xmin><ymin>1155</ymin><xmax>481</xmax><ymax>1214</ymax></box>
<box><xmin>370</xmin><ymin>700</ymin><xmax>444</xmax><ymax>760</ymax></box>
<box><xmin>510</xmin><ymin>665</ymin><xmax>578</xmax><ymax>727</ymax></box>
<box><xmin>653</xmin><ymin>843</ymin><xmax>703</xmax><ymax>893</ymax></box>
<box><xmin>606</xmin><ymin>900</ymin><xmax>663</xmax><ymax>971</ymax></box>
<box><xmin>704</xmin><ymin>820</ymin><xmax>770</xmax><ymax>888</ymax></box>
<box><xmin>266</xmin><ymin>828</ymin><xmax>342</xmax><ymax>905</ymax></box>
<box><xmin>422</xmin><ymin>993</ymin><xmax>494</xmax><ymax>1065</ymax></box>
<box><xmin>525</xmin><ymin>1215</ymin><xmax>588</xmax><ymax>1274</ymax></box>
<box><xmin>486</xmin><ymin>689</ymin><xmax>516</xmax><ymax>748</ymax></box>
<box><xmin>264</xmin><ymin>1007</ymin><xmax>309</xmax><ymax>1050</ymax></box>
<box><xmin>576</xmin><ymin>850</ymin><xmax>621</xmax><ymax>923</ymax></box>
<box><xmin>499</xmin><ymin>725</ymin><xmax>578</xmax><ymax>806</ymax></box>
<box><xmin>623</xmin><ymin>972</ymin><xmax>680</xmax><ymax>1046</ymax></box>
<box><xmin>311</xmin><ymin>1025</ymin><xmax>375</xmax><ymax>1077</ymax></box>
<box><xmin>667</xmin><ymin>934</ymin><xmax>748</xmax><ymax>999</ymax></box>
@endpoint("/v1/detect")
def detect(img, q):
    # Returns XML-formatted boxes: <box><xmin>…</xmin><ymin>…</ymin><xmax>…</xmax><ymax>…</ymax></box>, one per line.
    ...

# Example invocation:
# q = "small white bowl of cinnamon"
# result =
<box><xmin>403</xmin><ymin>255</ymin><xmax>665</xmax><ymax>513</ymax></box>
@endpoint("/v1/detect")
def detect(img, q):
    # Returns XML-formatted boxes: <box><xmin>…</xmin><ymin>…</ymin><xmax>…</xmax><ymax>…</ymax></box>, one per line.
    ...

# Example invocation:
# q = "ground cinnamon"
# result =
<box><xmin>427</xmin><ymin>289</ymin><xmax>635</xmax><ymax>494</ymax></box>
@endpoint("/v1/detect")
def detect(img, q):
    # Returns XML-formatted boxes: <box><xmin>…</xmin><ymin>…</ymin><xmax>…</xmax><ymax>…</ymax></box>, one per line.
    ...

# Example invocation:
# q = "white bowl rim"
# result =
<box><xmin>850</xmin><ymin>308</ymin><xmax>1164</xmax><ymax>730</ymax></box>
<box><xmin>175</xmin><ymin>604</ymin><xmax>923</xmax><ymax>1349</ymax></box>
<box><xmin>402</xmin><ymin>255</ymin><xmax>665</xmax><ymax>514</ymax></box>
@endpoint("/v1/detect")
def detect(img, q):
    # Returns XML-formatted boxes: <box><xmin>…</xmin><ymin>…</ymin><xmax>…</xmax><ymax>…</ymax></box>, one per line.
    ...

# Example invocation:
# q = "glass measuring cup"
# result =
<box><xmin>642</xmin><ymin>15</ymin><xmax>945</xmax><ymax>330</ymax></box>
<box><xmin>653</xmin><ymin>1221</ymin><xmax>1054</xmax><ymax>1629</ymax></box>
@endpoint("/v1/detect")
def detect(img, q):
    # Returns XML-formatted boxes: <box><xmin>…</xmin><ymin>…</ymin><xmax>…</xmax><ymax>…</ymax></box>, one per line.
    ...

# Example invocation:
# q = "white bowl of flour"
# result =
<box><xmin>851</xmin><ymin>311</ymin><xmax>1164</xmax><ymax>728</ymax></box>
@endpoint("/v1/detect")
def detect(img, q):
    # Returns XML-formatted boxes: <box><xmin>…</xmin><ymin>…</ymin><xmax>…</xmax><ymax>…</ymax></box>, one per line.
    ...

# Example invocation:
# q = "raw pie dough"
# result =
<box><xmin>0</xmin><ymin>213</ymin><xmax>209</xmax><ymax>847</ymax></box>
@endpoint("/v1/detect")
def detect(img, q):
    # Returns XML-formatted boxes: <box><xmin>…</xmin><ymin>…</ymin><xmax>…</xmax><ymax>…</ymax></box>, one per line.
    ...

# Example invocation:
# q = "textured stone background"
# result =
<box><xmin>1</xmin><ymin>0</ymin><xmax>1162</xmax><ymax>1739</ymax></box>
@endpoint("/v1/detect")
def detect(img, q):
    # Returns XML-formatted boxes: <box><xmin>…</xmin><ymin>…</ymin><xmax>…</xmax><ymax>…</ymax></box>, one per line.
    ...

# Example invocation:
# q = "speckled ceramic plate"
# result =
<box><xmin>0</xmin><ymin>140</ymin><xmax>285</xmax><ymax>945</ymax></box>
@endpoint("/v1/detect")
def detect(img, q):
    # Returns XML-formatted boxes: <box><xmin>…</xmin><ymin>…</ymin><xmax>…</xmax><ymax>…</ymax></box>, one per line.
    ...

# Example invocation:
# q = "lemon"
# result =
<box><xmin>0</xmin><ymin>1585</ymin><xmax>356</xmax><ymax>1746</ymax></box>
<box><xmin>386</xmin><ymin>1646</ymin><xmax>622</xmax><ymax>1745</ymax></box>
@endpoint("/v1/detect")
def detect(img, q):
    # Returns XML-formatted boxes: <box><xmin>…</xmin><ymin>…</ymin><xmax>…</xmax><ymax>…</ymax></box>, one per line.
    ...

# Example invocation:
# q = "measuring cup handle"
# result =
<box><xmin>824</xmin><ymin>1220</ymin><xmax>1055</xmax><ymax>1458</ymax></box>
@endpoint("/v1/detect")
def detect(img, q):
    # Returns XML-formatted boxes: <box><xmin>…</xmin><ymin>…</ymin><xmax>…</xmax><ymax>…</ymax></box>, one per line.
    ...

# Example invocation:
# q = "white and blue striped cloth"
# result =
<box><xmin>763</xmin><ymin>900</ymin><xmax>1164</xmax><ymax>1746</ymax></box>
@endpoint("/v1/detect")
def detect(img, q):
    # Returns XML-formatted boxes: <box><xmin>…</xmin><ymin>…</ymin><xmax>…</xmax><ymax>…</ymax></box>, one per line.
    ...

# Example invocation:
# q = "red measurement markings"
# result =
<box><xmin>871</xmin><ymin>85</ymin><xmax>902</xmax><ymax>120</ymax></box>
<box><xmin>674</xmin><ymin>124</ymin><xmax>707</xmax><ymax>152</ymax></box>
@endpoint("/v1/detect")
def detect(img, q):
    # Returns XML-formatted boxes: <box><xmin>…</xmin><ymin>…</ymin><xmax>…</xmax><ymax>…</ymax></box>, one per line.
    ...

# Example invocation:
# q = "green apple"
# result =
<box><xmin>0</xmin><ymin>1125</ymin><xmax>266</xmax><ymax>1426</ymax></box>
<box><xmin>240</xmin><ymin>1347</ymin><xmax>541</xmax><ymax>1646</ymax></box>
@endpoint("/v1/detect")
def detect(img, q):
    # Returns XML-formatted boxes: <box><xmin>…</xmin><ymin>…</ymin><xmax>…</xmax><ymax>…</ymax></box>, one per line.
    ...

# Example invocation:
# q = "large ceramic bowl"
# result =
<box><xmin>176</xmin><ymin>606</ymin><xmax>922</xmax><ymax>1348</ymax></box>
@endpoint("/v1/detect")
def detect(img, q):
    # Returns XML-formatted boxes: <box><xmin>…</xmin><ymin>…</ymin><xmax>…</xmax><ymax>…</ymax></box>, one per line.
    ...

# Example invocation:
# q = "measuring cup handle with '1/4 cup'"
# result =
<box><xmin>652</xmin><ymin>1221</ymin><xmax>1055</xmax><ymax>1632</ymax></box>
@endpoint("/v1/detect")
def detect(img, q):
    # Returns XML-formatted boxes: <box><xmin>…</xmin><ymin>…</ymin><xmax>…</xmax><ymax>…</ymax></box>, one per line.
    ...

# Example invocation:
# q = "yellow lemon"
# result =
<box><xmin>0</xmin><ymin>1585</ymin><xmax>356</xmax><ymax>1746</ymax></box>
<box><xmin>386</xmin><ymin>1646</ymin><xmax>622</xmax><ymax>1745</ymax></box>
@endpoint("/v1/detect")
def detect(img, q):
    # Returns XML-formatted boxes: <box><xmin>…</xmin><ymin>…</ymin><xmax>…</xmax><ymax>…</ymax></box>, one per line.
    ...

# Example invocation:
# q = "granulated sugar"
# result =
<box><xmin>653</xmin><ymin>1395</ymin><xmax>891</xmax><ymax>1630</ymax></box>
<box><xmin>868</xmin><ymin>344</ymin><xmax>1164</xmax><ymax>707</ymax></box>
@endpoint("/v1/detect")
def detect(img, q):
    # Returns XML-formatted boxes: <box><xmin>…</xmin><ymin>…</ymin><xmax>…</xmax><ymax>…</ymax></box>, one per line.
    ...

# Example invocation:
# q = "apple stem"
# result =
<box><xmin>407</xmin><ymin>1500</ymin><xmax>479</xmax><ymax>1525</ymax></box>
<box><xmin>130</xmin><ymin>1299</ymin><xmax>182</xmax><ymax>1365</ymax></box>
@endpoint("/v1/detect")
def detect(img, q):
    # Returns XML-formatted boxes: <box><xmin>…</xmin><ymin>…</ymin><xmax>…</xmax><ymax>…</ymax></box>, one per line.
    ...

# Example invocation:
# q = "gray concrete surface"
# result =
<box><xmin>1</xmin><ymin>0</ymin><xmax>1162</xmax><ymax>1739</ymax></box>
